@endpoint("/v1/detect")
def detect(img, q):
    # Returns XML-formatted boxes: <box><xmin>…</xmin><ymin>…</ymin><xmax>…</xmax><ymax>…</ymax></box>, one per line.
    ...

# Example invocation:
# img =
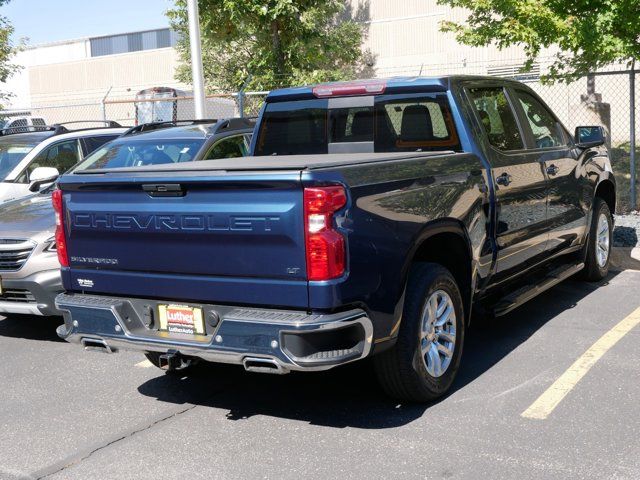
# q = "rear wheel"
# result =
<box><xmin>582</xmin><ymin>198</ymin><xmax>613</xmax><ymax>281</ymax></box>
<box><xmin>374</xmin><ymin>263</ymin><xmax>465</xmax><ymax>402</ymax></box>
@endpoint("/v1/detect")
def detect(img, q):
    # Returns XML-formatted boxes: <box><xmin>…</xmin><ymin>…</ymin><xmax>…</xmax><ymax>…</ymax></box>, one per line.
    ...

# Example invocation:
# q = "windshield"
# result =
<box><xmin>74</xmin><ymin>138</ymin><xmax>205</xmax><ymax>171</ymax></box>
<box><xmin>255</xmin><ymin>93</ymin><xmax>461</xmax><ymax>155</ymax></box>
<box><xmin>0</xmin><ymin>141</ymin><xmax>36</xmax><ymax>180</ymax></box>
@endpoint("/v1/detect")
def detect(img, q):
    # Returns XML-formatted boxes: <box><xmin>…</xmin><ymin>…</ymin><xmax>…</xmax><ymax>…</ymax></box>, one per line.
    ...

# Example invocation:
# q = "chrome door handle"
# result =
<box><xmin>496</xmin><ymin>173</ymin><xmax>512</xmax><ymax>186</ymax></box>
<box><xmin>546</xmin><ymin>164</ymin><xmax>560</xmax><ymax>176</ymax></box>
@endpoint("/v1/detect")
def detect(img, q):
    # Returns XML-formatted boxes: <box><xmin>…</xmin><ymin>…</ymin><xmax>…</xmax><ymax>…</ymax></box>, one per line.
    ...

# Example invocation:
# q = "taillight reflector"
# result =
<box><xmin>304</xmin><ymin>186</ymin><xmax>347</xmax><ymax>281</ymax></box>
<box><xmin>51</xmin><ymin>189</ymin><xmax>69</xmax><ymax>267</ymax></box>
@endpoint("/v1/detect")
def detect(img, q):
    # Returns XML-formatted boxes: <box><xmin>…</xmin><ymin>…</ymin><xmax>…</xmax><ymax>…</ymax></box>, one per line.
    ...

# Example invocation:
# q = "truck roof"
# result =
<box><xmin>266</xmin><ymin>75</ymin><xmax>523</xmax><ymax>103</ymax></box>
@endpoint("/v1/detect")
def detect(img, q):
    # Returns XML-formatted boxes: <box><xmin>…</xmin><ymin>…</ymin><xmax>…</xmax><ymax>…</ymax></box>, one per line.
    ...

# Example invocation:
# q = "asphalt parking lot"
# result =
<box><xmin>1</xmin><ymin>270</ymin><xmax>640</xmax><ymax>480</ymax></box>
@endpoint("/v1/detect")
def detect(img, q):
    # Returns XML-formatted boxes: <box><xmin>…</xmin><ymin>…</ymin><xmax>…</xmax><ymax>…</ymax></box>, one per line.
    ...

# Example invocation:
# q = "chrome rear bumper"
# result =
<box><xmin>55</xmin><ymin>293</ymin><xmax>374</xmax><ymax>373</ymax></box>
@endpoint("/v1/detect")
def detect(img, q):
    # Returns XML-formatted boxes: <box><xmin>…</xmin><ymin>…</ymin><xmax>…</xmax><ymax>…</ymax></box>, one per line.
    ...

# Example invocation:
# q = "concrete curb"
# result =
<box><xmin>611</xmin><ymin>247</ymin><xmax>640</xmax><ymax>272</ymax></box>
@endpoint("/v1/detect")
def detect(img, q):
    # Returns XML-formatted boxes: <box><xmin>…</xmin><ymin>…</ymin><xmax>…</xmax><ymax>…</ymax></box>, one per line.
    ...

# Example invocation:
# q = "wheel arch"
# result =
<box><xmin>594</xmin><ymin>177</ymin><xmax>616</xmax><ymax>214</ymax></box>
<box><xmin>402</xmin><ymin>219</ymin><xmax>474</xmax><ymax>324</ymax></box>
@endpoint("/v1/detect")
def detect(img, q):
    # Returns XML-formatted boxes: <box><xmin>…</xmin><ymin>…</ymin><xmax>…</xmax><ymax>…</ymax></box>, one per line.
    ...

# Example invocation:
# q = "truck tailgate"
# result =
<box><xmin>59</xmin><ymin>171</ymin><xmax>309</xmax><ymax>308</ymax></box>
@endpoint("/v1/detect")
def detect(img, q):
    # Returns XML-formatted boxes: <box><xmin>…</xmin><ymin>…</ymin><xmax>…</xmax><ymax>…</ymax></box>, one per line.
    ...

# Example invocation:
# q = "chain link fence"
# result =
<box><xmin>1</xmin><ymin>65</ymin><xmax>637</xmax><ymax>211</ymax></box>
<box><xmin>523</xmin><ymin>71</ymin><xmax>638</xmax><ymax>213</ymax></box>
<box><xmin>0</xmin><ymin>92</ymin><xmax>268</xmax><ymax>127</ymax></box>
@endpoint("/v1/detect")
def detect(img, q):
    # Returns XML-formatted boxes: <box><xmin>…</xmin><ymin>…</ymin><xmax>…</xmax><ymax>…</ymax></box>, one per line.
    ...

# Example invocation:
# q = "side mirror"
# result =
<box><xmin>575</xmin><ymin>126</ymin><xmax>605</xmax><ymax>149</ymax></box>
<box><xmin>28</xmin><ymin>166</ymin><xmax>60</xmax><ymax>192</ymax></box>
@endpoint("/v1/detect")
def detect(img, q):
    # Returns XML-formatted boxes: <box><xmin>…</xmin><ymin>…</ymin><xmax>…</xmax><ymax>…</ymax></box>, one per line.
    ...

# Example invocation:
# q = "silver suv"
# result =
<box><xmin>0</xmin><ymin>201</ymin><xmax>61</xmax><ymax>315</ymax></box>
<box><xmin>0</xmin><ymin>125</ymin><xmax>127</xmax><ymax>315</ymax></box>
<box><xmin>0</xmin><ymin>118</ymin><xmax>255</xmax><ymax>317</ymax></box>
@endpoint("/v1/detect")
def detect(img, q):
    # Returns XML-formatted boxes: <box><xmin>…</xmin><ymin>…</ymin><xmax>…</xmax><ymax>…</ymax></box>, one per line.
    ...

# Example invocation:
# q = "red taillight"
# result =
<box><xmin>312</xmin><ymin>80</ymin><xmax>387</xmax><ymax>98</ymax></box>
<box><xmin>52</xmin><ymin>189</ymin><xmax>69</xmax><ymax>267</ymax></box>
<box><xmin>304</xmin><ymin>186</ymin><xmax>347</xmax><ymax>281</ymax></box>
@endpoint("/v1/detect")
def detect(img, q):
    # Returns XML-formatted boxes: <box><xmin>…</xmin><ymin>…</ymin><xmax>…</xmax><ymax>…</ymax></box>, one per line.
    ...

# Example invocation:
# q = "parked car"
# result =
<box><xmin>0</xmin><ymin>122</ymin><xmax>125</xmax><ymax>204</ymax></box>
<box><xmin>54</xmin><ymin>77</ymin><xmax>614</xmax><ymax>402</ymax></box>
<box><xmin>0</xmin><ymin>118</ymin><xmax>255</xmax><ymax>317</ymax></box>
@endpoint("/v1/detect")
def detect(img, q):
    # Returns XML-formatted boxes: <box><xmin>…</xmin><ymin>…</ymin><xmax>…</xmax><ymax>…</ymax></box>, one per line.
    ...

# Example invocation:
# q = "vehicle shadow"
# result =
<box><xmin>136</xmin><ymin>272</ymin><xmax>618</xmax><ymax>429</ymax></box>
<box><xmin>0</xmin><ymin>314</ymin><xmax>64</xmax><ymax>342</ymax></box>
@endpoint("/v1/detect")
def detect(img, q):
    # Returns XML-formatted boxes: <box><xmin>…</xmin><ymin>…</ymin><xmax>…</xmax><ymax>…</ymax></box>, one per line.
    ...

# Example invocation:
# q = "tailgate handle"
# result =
<box><xmin>142</xmin><ymin>184</ymin><xmax>185</xmax><ymax>197</ymax></box>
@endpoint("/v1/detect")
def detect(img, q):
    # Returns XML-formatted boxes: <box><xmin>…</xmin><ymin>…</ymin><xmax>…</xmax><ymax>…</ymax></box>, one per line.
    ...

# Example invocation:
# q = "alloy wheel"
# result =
<box><xmin>596</xmin><ymin>212</ymin><xmax>610</xmax><ymax>268</ymax></box>
<box><xmin>419</xmin><ymin>290</ymin><xmax>456</xmax><ymax>378</ymax></box>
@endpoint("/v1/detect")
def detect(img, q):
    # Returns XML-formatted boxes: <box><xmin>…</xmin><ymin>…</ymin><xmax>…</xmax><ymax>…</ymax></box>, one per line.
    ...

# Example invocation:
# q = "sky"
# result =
<box><xmin>1</xmin><ymin>0</ymin><xmax>175</xmax><ymax>45</ymax></box>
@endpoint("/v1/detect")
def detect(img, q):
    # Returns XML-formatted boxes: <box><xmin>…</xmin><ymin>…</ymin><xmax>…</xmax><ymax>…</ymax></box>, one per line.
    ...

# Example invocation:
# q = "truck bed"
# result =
<box><xmin>75</xmin><ymin>151</ymin><xmax>459</xmax><ymax>174</ymax></box>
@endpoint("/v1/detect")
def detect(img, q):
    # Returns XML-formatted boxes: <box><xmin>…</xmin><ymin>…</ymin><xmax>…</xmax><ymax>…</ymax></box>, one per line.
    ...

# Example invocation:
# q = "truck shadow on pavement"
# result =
<box><xmin>132</xmin><ymin>273</ymin><xmax>614</xmax><ymax>428</ymax></box>
<box><xmin>0</xmin><ymin>314</ymin><xmax>64</xmax><ymax>342</ymax></box>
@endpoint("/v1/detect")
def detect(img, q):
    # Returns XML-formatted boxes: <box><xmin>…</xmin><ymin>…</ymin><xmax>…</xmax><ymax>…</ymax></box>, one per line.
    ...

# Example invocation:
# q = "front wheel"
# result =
<box><xmin>582</xmin><ymin>198</ymin><xmax>613</xmax><ymax>281</ymax></box>
<box><xmin>374</xmin><ymin>263</ymin><xmax>465</xmax><ymax>402</ymax></box>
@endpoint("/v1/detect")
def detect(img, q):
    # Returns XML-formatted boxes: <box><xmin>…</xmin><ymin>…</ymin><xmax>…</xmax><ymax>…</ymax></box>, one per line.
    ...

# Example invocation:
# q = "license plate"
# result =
<box><xmin>158</xmin><ymin>304</ymin><xmax>205</xmax><ymax>336</ymax></box>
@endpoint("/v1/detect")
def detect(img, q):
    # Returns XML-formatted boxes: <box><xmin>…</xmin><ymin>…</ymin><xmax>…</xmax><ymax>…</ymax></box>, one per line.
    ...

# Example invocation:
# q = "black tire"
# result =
<box><xmin>582</xmin><ymin>198</ymin><xmax>613</xmax><ymax>282</ymax></box>
<box><xmin>144</xmin><ymin>351</ymin><xmax>195</xmax><ymax>374</ymax></box>
<box><xmin>374</xmin><ymin>263</ymin><xmax>465</xmax><ymax>402</ymax></box>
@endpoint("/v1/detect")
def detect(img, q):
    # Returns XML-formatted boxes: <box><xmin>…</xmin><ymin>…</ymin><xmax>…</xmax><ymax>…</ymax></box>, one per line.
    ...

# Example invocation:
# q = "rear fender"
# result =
<box><xmin>400</xmin><ymin>219</ymin><xmax>474</xmax><ymax>321</ymax></box>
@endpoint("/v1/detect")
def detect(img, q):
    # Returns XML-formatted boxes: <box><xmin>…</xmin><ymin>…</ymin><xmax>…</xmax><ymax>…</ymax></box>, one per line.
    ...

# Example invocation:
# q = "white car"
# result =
<box><xmin>0</xmin><ymin>123</ymin><xmax>126</xmax><ymax>204</ymax></box>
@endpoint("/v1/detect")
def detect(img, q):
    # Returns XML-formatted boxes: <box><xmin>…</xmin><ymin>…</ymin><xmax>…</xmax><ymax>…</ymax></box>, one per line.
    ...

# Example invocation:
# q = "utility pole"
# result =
<box><xmin>187</xmin><ymin>0</ymin><xmax>206</xmax><ymax>119</ymax></box>
<box><xmin>631</xmin><ymin>61</ymin><xmax>637</xmax><ymax>211</ymax></box>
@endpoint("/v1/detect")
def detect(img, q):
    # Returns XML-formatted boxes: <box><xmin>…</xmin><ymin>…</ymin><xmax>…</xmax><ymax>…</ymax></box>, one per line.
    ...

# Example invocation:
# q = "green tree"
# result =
<box><xmin>0</xmin><ymin>0</ymin><xmax>20</xmax><ymax>104</ymax></box>
<box><xmin>437</xmin><ymin>0</ymin><xmax>640</xmax><ymax>81</ymax></box>
<box><xmin>167</xmin><ymin>0</ymin><xmax>368</xmax><ymax>92</ymax></box>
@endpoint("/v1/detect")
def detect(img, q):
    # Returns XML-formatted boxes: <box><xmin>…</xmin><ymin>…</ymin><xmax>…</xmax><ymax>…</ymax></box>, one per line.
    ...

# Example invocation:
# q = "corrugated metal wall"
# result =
<box><xmin>29</xmin><ymin>48</ymin><xmax>187</xmax><ymax>105</ymax></box>
<box><xmin>90</xmin><ymin>28</ymin><xmax>178</xmax><ymax>57</ymax></box>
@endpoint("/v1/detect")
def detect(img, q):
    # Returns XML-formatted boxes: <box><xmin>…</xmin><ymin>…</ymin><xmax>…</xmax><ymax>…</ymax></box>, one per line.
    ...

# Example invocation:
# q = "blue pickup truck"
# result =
<box><xmin>54</xmin><ymin>76</ymin><xmax>615</xmax><ymax>402</ymax></box>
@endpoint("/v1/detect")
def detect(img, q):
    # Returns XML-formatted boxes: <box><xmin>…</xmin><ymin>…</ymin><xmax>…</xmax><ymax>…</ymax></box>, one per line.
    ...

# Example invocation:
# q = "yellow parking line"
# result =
<box><xmin>522</xmin><ymin>306</ymin><xmax>640</xmax><ymax>420</ymax></box>
<box><xmin>135</xmin><ymin>359</ymin><xmax>154</xmax><ymax>368</ymax></box>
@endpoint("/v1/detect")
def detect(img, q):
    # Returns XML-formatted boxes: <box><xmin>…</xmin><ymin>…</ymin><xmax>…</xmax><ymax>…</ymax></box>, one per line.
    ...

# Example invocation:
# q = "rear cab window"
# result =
<box><xmin>255</xmin><ymin>93</ymin><xmax>461</xmax><ymax>155</ymax></box>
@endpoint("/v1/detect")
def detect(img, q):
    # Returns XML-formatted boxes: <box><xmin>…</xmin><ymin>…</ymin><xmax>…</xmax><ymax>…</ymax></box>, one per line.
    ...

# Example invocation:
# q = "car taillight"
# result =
<box><xmin>304</xmin><ymin>186</ymin><xmax>347</xmax><ymax>281</ymax></box>
<box><xmin>51</xmin><ymin>189</ymin><xmax>69</xmax><ymax>267</ymax></box>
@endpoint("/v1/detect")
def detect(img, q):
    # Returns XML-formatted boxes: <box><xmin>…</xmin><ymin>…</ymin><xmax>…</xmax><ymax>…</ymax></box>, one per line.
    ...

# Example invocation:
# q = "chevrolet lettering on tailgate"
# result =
<box><xmin>71</xmin><ymin>213</ymin><xmax>282</xmax><ymax>232</ymax></box>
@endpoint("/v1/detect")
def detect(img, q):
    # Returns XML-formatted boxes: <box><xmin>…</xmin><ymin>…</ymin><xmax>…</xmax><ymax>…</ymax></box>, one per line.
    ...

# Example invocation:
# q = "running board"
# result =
<box><xmin>492</xmin><ymin>262</ymin><xmax>585</xmax><ymax>317</ymax></box>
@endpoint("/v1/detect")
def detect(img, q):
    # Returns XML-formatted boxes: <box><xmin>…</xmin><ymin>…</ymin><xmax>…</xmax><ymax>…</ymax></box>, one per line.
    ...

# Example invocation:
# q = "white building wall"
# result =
<box><xmin>352</xmin><ymin>0</ymin><xmax>534</xmax><ymax>77</ymax></box>
<box><xmin>28</xmin><ymin>47</ymin><xmax>187</xmax><ymax>106</ymax></box>
<box><xmin>4</xmin><ymin>39</ymin><xmax>90</xmax><ymax>108</ymax></box>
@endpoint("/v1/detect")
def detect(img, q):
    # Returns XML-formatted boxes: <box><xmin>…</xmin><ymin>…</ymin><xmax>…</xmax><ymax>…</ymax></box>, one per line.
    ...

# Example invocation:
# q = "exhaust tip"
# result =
<box><xmin>81</xmin><ymin>338</ymin><xmax>113</xmax><ymax>354</ymax></box>
<box><xmin>243</xmin><ymin>357</ymin><xmax>287</xmax><ymax>375</ymax></box>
